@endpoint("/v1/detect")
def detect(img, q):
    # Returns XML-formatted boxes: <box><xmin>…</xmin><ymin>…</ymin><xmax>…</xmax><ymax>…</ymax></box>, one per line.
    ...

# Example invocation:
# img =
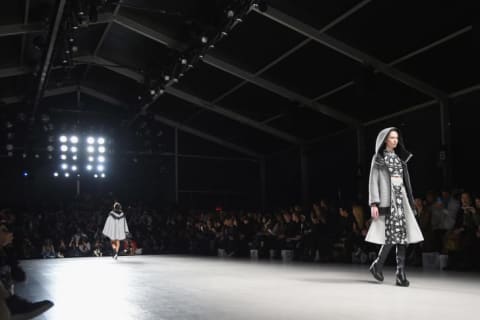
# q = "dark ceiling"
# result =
<box><xmin>0</xmin><ymin>0</ymin><xmax>478</xmax><ymax>158</ymax></box>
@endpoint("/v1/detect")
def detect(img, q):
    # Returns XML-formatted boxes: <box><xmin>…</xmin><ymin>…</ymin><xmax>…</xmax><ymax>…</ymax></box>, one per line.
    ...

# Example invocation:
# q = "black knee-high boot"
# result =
<box><xmin>396</xmin><ymin>244</ymin><xmax>409</xmax><ymax>287</ymax></box>
<box><xmin>369</xmin><ymin>244</ymin><xmax>393</xmax><ymax>282</ymax></box>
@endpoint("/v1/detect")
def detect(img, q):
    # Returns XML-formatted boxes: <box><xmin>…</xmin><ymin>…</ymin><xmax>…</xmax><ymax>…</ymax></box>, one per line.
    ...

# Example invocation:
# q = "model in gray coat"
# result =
<box><xmin>366</xmin><ymin>127</ymin><xmax>423</xmax><ymax>287</ymax></box>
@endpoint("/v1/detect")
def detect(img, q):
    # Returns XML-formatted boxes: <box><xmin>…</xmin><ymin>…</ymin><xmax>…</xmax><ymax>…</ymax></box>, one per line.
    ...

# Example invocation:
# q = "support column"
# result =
<box><xmin>440</xmin><ymin>101</ymin><xmax>452</xmax><ymax>188</ymax></box>
<box><xmin>300</xmin><ymin>146</ymin><xmax>309</xmax><ymax>207</ymax></box>
<box><xmin>174</xmin><ymin>128</ymin><xmax>179</xmax><ymax>203</ymax></box>
<box><xmin>259</xmin><ymin>157</ymin><xmax>267</xmax><ymax>211</ymax></box>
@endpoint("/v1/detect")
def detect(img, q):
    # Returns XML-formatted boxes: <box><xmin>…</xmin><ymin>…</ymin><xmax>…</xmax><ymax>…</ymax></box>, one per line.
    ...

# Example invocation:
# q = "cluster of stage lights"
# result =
<box><xmin>53</xmin><ymin>135</ymin><xmax>107</xmax><ymax>179</ymax></box>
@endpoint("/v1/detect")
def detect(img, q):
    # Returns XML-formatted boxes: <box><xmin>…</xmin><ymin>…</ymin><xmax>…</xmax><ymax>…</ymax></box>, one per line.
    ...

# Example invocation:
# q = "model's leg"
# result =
<box><xmin>369</xmin><ymin>244</ymin><xmax>393</xmax><ymax>282</ymax></box>
<box><xmin>395</xmin><ymin>244</ymin><xmax>409</xmax><ymax>287</ymax></box>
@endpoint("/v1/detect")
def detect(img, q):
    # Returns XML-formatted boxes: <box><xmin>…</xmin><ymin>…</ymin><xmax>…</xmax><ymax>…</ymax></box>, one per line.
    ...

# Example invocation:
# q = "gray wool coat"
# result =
<box><xmin>368</xmin><ymin>127</ymin><xmax>416</xmax><ymax>214</ymax></box>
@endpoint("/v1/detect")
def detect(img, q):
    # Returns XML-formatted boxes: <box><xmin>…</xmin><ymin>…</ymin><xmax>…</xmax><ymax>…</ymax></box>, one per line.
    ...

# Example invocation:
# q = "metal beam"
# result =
<box><xmin>73</xmin><ymin>55</ymin><xmax>302</xmax><ymax>144</ymax></box>
<box><xmin>211</xmin><ymin>0</ymin><xmax>373</xmax><ymax>103</ymax></box>
<box><xmin>82</xmin><ymin>2</ymin><xmax>123</xmax><ymax>81</ymax></box>
<box><xmin>110</xmin><ymin>13</ymin><xmax>359</xmax><ymax>126</ymax></box>
<box><xmin>166</xmin><ymin>87</ymin><xmax>303</xmax><ymax>144</ymax></box>
<box><xmin>79</xmin><ymin>86</ymin><xmax>129</xmax><ymax>109</ymax></box>
<box><xmin>254</xmin><ymin>6</ymin><xmax>448</xmax><ymax>101</ymax></box>
<box><xmin>0</xmin><ymin>13</ymin><xmax>112</xmax><ymax>38</ymax></box>
<box><xmin>153</xmin><ymin>115</ymin><xmax>260</xmax><ymax>158</ymax></box>
<box><xmin>203</xmin><ymin>55</ymin><xmax>359</xmax><ymax>126</ymax></box>
<box><xmin>31</xmin><ymin>0</ymin><xmax>67</xmax><ymax>120</ymax></box>
<box><xmin>20</xmin><ymin>0</ymin><xmax>31</xmax><ymax>66</ymax></box>
<box><xmin>312</xmin><ymin>26</ymin><xmax>472</xmax><ymax>102</ymax></box>
<box><xmin>363</xmin><ymin>83</ymin><xmax>480</xmax><ymax>126</ymax></box>
<box><xmin>0</xmin><ymin>66</ymin><xmax>30</xmax><ymax>78</ymax></box>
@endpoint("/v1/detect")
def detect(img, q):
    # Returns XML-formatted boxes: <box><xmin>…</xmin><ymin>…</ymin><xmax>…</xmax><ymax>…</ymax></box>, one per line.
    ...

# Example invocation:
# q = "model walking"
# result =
<box><xmin>102</xmin><ymin>202</ymin><xmax>129</xmax><ymax>259</ymax></box>
<box><xmin>365</xmin><ymin>127</ymin><xmax>423</xmax><ymax>286</ymax></box>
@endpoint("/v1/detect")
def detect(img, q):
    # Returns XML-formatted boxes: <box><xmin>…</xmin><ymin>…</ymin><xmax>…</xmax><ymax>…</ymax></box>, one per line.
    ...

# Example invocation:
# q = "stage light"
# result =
<box><xmin>94</xmin><ymin>174</ymin><xmax>98</xmax><ymax>178</ymax></box>
<box><xmin>60</xmin><ymin>136</ymin><xmax>67</xmax><ymax>143</ymax></box>
<box><xmin>70</xmin><ymin>136</ymin><xmax>79</xmax><ymax>144</ymax></box>
<box><xmin>164</xmin><ymin>75</ymin><xmax>170</xmax><ymax>81</ymax></box>
<box><xmin>34</xmin><ymin>154</ymin><xmax>39</xmax><ymax>159</ymax></box>
<box><xmin>71</xmin><ymin>146</ymin><xmax>78</xmax><ymax>153</ymax></box>
<box><xmin>61</xmin><ymin>163</ymin><xmax>68</xmax><ymax>170</ymax></box>
<box><xmin>201</xmin><ymin>36</ymin><xmax>208</xmax><ymax>44</ymax></box>
<box><xmin>88</xmin><ymin>156</ymin><xmax>94</xmax><ymax>162</ymax></box>
<box><xmin>98</xmin><ymin>146</ymin><xmax>105</xmax><ymax>153</ymax></box>
<box><xmin>71</xmin><ymin>165</ymin><xmax>77</xmax><ymax>171</ymax></box>
<box><xmin>61</xmin><ymin>154</ymin><xmax>67</xmax><ymax>160</ymax></box>
<box><xmin>48</xmin><ymin>154</ymin><xmax>52</xmax><ymax>160</ymax></box>
<box><xmin>7</xmin><ymin>152</ymin><xmax>13</xmax><ymax>157</ymax></box>
<box><xmin>6</xmin><ymin>144</ymin><xmax>13</xmax><ymax>151</ymax></box>
<box><xmin>60</xmin><ymin>145</ymin><xmax>68</xmax><ymax>152</ymax></box>
<box><xmin>101</xmin><ymin>173</ymin><xmax>106</xmax><ymax>178</ymax></box>
<box><xmin>97</xmin><ymin>165</ymin><xmax>104</xmax><ymax>172</ymax></box>
<box><xmin>22</xmin><ymin>153</ymin><xmax>27</xmax><ymax>158</ymax></box>
<box><xmin>65</xmin><ymin>172</ymin><xmax>70</xmax><ymax>177</ymax></box>
<box><xmin>53</xmin><ymin>172</ymin><xmax>58</xmax><ymax>177</ymax></box>
<box><xmin>149</xmin><ymin>89</ymin><xmax>156</xmax><ymax>96</ymax></box>
<box><xmin>23</xmin><ymin>172</ymin><xmax>28</xmax><ymax>177</ymax></box>
<box><xmin>181</xmin><ymin>58</ymin><xmax>187</xmax><ymax>65</ymax></box>
<box><xmin>47</xmin><ymin>145</ymin><xmax>54</xmax><ymax>152</ymax></box>
<box><xmin>97</xmin><ymin>137</ymin><xmax>105</xmax><ymax>145</ymax></box>
<box><xmin>87</xmin><ymin>137</ymin><xmax>95</xmax><ymax>144</ymax></box>
<box><xmin>227</xmin><ymin>10</ymin><xmax>234</xmax><ymax>18</ymax></box>
<box><xmin>86</xmin><ymin>165</ymin><xmax>92</xmax><ymax>171</ymax></box>
<box><xmin>87</xmin><ymin>146</ymin><xmax>95</xmax><ymax>153</ymax></box>
<box><xmin>98</xmin><ymin>156</ymin><xmax>105</xmax><ymax>163</ymax></box>
<box><xmin>72</xmin><ymin>155</ymin><xmax>77</xmax><ymax>160</ymax></box>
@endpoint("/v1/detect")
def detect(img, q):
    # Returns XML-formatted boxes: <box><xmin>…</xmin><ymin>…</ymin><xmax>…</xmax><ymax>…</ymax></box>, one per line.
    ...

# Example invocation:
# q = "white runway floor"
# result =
<box><xmin>16</xmin><ymin>255</ymin><xmax>479</xmax><ymax>320</ymax></box>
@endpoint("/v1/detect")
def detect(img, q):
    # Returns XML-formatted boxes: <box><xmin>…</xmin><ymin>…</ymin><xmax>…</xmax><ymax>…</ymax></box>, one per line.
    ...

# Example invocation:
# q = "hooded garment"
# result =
<box><xmin>365</xmin><ymin>127</ymin><xmax>423</xmax><ymax>244</ymax></box>
<box><xmin>103</xmin><ymin>209</ymin><xmax>129</xmax><ymax>241</ymax></box>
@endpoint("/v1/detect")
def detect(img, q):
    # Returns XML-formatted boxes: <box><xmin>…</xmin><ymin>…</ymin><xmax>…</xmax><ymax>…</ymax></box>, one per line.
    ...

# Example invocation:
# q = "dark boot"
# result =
<box><xmin>396</xmin><ymin>244</ymin><xmax>410</xmax><ymax>287</ymax></box>
<box><xmin>369</xmin><ymin>244</ymin><xmax>393</xmax><ymax>282</ymax></box>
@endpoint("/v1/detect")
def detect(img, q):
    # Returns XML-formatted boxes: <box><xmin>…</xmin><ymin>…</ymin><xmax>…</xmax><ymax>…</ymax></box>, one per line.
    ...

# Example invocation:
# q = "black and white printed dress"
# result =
<box><xmin>102</xmin><ymin>210</ymin><xmax>129</xmax><ymax>241</ymax></box>
<box><xmin>383</xmin><ymin>150</ymin><xmax>408</xmax><ymax>244</ymax></box>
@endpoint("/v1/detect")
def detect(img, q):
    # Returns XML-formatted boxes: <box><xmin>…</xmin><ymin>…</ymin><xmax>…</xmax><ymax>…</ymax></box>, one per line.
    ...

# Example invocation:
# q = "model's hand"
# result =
<box><xmin>371</xmin><ymin>206</ymin><xmax>379</xmax><ymax>219</ymax></box>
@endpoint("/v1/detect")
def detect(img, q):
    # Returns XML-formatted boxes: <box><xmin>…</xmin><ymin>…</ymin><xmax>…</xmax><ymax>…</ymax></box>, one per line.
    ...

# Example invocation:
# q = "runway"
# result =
<box><xmin>16</xmin><ymin>255</ymin><xmax>479</xmax><ymax>320</ymax></box>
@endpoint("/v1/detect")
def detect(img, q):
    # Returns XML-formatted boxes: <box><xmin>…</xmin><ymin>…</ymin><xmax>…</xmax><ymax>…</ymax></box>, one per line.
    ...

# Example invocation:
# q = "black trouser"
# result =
<box><xmin>375</xmin><ymin>244</ymin><xmax>407</xmax><ymax>270</ymax></box>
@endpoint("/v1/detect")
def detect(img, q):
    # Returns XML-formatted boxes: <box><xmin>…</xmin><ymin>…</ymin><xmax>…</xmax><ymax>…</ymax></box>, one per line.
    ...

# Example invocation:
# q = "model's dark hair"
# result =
<box><xmin>113</xmin><ymin>202</ymin><xmax>122</xmax><ymax>211</ymax></box>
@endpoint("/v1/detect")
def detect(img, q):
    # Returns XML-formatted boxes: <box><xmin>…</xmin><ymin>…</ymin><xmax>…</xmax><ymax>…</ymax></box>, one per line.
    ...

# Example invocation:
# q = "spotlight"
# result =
<box><xmin>61</xmin><ymin>163</ymin><xmax>68</xmax><ymax>170</ymax></box>
<box><xmin>98</xmin><ymin>146</ymin><xmax>106</xmax><ymax>153</ymax></box>
<box><xmin>34</xmin><ymin>154</ymin><xmax>39</xmax><ymax>159</ymax></box>
<box><xmin>53</xmin><ymin>172</ymin><xmax>59</xmax><ymax>177</ymax></box>
<box><xmin>7</xmin><ymin>152</ymin><xmax>13</xmax><ymax>157</ymax></box>
<box><xmin>98</xmin><ymin>156</ymin><xmax>105</xmax><ymax>163</ymax></box>
<box><xmin>181</xmin><ymin>58</ymin><xmax>187</xmax><ymax>65</ymax></box>
<box><xmin>201</xmin><ymin>36</ymin><xmax>208</xmax><ymax>44</ymax></box>
<box><xmin>65</xmin><ymin>172</ymin><xmax>70</xmax><ymax>178</ymax></box>
<box><xmin>60</xmin><ymin>145</ymin><xmax>68</xmax><ymax>152</ymax></box>
<box><xmin>61</xmin><ymin>154</ymin><xmax>67</xmax><ymax>160</ymax></box>
<box><xmin>59</xmin><ymin>136</ymin><xmax>67</xmax><ymax>143</ymax></box>
<box><xmin>22</xmin><ymin>153</ymin><xmax>27</xmax><ymax>158</ymax></box>
<box><xmin>6</xmin><ymin>144</ymin><xmax>13</xmax><ymax>151</ymax></box>
<box><xmin>47</xmin><ymin>145</ymin><xmax>54</xmax><ymax>152</ymax></box>
<box><xmin>48</xmin><ymin>154</ymin><xmax>53</xmax><ymax>160</ymax></box>
<box><xmin>150</xmin><ymin>89</ymin><xmax>156</xmax><ymax>96</ymax></box>
<box><xmin>101</xmin><ymin>173</ymin><xmax>106</xmax><ymax>178</ymax></box>
<box><xmin>23</xmin><ymin>172</ymin><xmax>28</xmax><ymax>177</ymax></box>
<box><xmin>86</xmin><ymin>165</ymin><xmax>93</xmax><ymax>171</ymax></box>
<box><xmin>164</xmin><ymin>75</ymin><xmax>170</xmax><ymax>81</ymax></box>
<box><xmin>97</xmin><ymin>137</ymin><xmax>105</xmax><ymax>145</ymax></box>
<box><xmin>94</xmin><ymin>174</ymin><xmax>98</xmax><ymax>178</ymax></box>
<box><xmin>71</xmin><ymin>165</ymin><xmax>77</xmax><ymax>171</ymax></box>
<box><xmin>227</xmin><ymin>10</ymin><xmax>234</xmax><ymax>18</ymax></box>
<box><xmin>97</xmin><ymin>165</ymin><xmax>104</xmax><ymax>172</ymax></box>
<box><xmin>70</xmin><ymin>136</ymin><xmax>79</xmax><ymax>144</ymax></box>
<box><xmin>87</xmin><ymin>146</ymin><xmax>95</xmax><ymax>153</ymax></box>
<box><xmin>72</xmin><ymin>155</ymin><xmax>77</xmax><ymax>160</ymax></box>
<box><xmin>71</xmin><ymin>146</ymin><xmax>78</xmax><ymax>153</ymax></box>
<box><xmin>88</xmin><ymin>156</ymin><xmax>94</xmax><ymax>162</ymax></box>
<box><xmin>87</xmin><ymin>137</ymin><xmax>95</xmax><ymax>144</ymax></box>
